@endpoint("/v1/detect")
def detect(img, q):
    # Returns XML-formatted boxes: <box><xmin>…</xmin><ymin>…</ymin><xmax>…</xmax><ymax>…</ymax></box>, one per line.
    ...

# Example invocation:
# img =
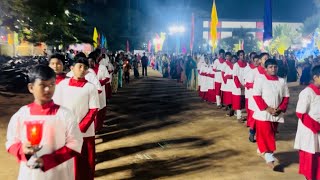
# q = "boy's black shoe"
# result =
<box><xmin>249</xmin><ymin>134</ymin><xmax>256</xmax><ymax>143</ymax></box>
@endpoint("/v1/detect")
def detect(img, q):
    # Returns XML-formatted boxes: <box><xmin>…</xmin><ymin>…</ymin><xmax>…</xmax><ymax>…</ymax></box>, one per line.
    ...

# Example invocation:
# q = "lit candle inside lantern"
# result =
<box><xmin>25</xmin><ymin>121</ymin><xmax>44</xmax><ymax>146</ymax></box>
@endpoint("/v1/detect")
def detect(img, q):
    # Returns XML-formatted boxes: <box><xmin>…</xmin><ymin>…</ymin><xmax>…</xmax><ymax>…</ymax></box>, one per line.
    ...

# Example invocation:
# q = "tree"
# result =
<box><xmin>266</xmin><ymin>24</ymin><xmax>301</xmax><ymax>55</ymax></box>
<box><xmin>218</xmin><ymin>27</ymin><xmax>259</xmax><ymax>53</ymax></box>
<box><xmin>0</xmin><ymin>0</ymin><xmax>92</xmax><ymax>47</ymax></box>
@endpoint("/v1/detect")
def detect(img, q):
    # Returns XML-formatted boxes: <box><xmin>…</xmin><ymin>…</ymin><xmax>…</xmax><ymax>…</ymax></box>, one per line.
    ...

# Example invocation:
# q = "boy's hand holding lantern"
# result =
<box><xmin>24</xmin><ymin>120</ymin><xmax>44</xmax><ymax>169</ymax></box>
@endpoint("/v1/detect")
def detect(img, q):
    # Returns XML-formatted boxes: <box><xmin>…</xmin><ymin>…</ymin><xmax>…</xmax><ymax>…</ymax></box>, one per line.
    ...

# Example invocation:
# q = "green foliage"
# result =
<box><xmin>218</xmin><ymin>27</ymin><xmax>259</xmax><ymax>53</ymax></box>
<box><xmin>0</xmin><ymin>0</ymin><xmax>92</xmax><ymax>46</ymax></box>
<box><xmin>266</xmin><ymin>24</ymin><xmax>301</xmax><ymax>55</ymax></box>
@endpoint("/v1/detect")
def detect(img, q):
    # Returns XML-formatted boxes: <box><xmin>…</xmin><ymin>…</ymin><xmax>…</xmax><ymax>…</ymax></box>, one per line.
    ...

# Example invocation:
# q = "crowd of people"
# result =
<box><xmin>5</xmin><ymin>49</ymin><xmax>141</xmax><ymax>180</ymax></box>
<box><xmin>147</xmin><ymin>49</ymin><xmax>319</xmax><ymax>179</ymax></box>
<box><xmin>4</xmin><ymin>47</ymin><xmax>320</xmax><ymax>180</ymax></box>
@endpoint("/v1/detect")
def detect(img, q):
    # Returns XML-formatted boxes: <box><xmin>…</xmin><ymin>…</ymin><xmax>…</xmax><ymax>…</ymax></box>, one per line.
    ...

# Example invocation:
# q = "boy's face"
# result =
<box><xmin>261</xmin><ymin>55</ymin><xmax>269</xmax><ymax>65</ymax></box>
<box><xmin>253</xmin><ymin>58</ymin><xmax>261</xmax><ymax>67</ymax></box>
<box><xmin>313</xmin><ymin>75</ymin><xmax>320</xmax><ymax>86</ymax></box>
<box><xmin>231</xmin><ymin>57</ymin><xmax>237</xmax><ymax>63</ymax></box>
<box><xmin>250</xmin><ymin>54</ymin><xmax>256</xmax><ymax>61</ymax></box>
<box><xmin>219</xmin><ymin>53</ymin><xmax>225</xmax><ymax>59</ymax></box>
<box><xmin>266</xmin><ymin>64</ymin><xmax>278</xmax><ymax>76</ymax></box>
<box><xmin>88</xmin><ymin>58</ymin><xmax>95</xmax><ymax>69</ymax></box>
<box><xmin>49</xmin><ymin>58</ymin><xmax>64</xmax><ymax>74</ymax></box>
<box><xmin>71</xmin><ymin>63</ymin><xmax>87</xmax><ymax>79</ymax></box>
<box><xmin>239</xmin><ymin>53</ymin><xmax>245</xmax><ymax>60</ymax></box>
<box><xmin>225</xmin><ymin>55</ymin><xmax>231</xmax><ymax>61</ymax></box>
<box><xmin>28</xmin><ymin>78</ymin><xmax>55</xmax><ymax>104</ymax></box>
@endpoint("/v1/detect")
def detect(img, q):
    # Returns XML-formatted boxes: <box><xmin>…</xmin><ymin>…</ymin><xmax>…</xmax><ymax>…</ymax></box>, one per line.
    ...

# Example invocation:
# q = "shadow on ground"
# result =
<box><xmin>95</xmin><ymin>149</ymin><xmax>239</xmax><ymax>179</ymax></box>
<box><xmin>96</xmin><ymin>137</ymin><xmax>214</xmax><ymax>164</ymax></box>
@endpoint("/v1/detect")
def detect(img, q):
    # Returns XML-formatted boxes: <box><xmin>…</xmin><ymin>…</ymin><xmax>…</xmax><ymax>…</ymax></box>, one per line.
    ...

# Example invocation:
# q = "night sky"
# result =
<box><xmin>84</xmin><ymin>0</ymin><xmax>316</xmax><ymax>46</ymax></box>
<box><xmin>88</xmin><ymin>0</ymin><xmax>316</xmax><ymax>30</ymax></box>
<box><xmin>141</xmin><ymin>0</ymin><xmax>316</xmax><ymax>21</ymax></box>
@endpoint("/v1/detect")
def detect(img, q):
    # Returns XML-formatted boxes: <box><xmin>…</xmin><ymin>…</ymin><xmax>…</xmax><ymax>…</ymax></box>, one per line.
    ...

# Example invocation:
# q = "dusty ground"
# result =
<box><xmin>0</xmin><ymin>68</ymin><xmax>305</xmax><ymax>180</ymax></box>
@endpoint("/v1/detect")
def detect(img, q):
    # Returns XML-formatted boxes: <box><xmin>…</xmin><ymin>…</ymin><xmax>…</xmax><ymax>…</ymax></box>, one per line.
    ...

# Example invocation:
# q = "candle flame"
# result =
<box><xmin>31</xmin><ymin>126</ymin><xmax>37</xmax><ymax>134</ymax></box>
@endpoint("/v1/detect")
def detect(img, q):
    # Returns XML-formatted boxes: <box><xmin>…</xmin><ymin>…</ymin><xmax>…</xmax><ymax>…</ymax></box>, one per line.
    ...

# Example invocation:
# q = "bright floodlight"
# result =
<box><xmin>302</xmin><ymin>38</ymin><xmax>311</xmax><ymax>48</ymax></box>
<box><xmin>169</xmin><ymin>25</ymin><xmax>185</xmax><ymax>34</ymax></box>
<box><xmin>153</xmin><ymin>38</ymin><xmax>158</xmax><ymax>44</ymax></box>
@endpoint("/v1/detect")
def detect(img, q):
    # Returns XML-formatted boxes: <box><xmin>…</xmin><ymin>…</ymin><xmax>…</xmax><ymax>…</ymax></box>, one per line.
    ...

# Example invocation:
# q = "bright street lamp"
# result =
<box><xmin>169</xmin><ymin>25</ymin><xmax>185</xmax><ymax>34</ymax></box>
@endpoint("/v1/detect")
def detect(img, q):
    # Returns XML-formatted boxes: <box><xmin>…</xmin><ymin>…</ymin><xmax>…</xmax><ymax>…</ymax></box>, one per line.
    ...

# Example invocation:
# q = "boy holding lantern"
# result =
<box><xmin>6</xmin><ymin>65</ymin><xmax>83</xmax><ymax>180</ymax></box>
<box><xmin>53</xmin><ymin>56</ymin><xmax>100</xmax><ymax>180</ymax></box>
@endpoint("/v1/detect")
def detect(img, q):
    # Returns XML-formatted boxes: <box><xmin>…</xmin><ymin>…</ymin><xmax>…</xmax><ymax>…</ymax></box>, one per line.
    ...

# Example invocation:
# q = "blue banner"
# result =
<box><xmin>263</xmin><ymin>0</ymin><xmax>272</xmax><ymax>41</ymax></box>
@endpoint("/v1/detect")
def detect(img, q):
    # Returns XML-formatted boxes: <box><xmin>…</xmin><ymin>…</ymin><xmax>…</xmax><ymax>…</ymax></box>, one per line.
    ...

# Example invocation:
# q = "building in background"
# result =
<box><xmin>201</xmin><ymin>18</ymin><xmax>302</xmax><ymax>41</ymax></box>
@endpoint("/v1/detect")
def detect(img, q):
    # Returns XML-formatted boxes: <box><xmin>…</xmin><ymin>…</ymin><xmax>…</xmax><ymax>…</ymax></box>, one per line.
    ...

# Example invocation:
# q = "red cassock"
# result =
<box><xmin>221</xmin><ymin>60</ymin><xmax>233</xmax><ymax>105</ymax></box>
<box><xmin>232</xmin><ymin>60</ymin><xmax>247</xmax><ymax>110</ymax></box>
<box><xmin>213</xmin><ymin>58</ymin><xmax>225</xmax><ymax>97</ymax></box>
<box><xmin>6</xmin><ymin>101</ymin><xmax>83</xmax><ymax>180</ymax></box>
<box><xmin>252</xmin><ymin>74</ymin><xmax>290</xmax><ymax>154</ymax></box>
<box><xmin>53</xmin><ymin>78</ymin><xmax>100</xmax><ymax>180</ymax></box>
<box><xmin>246</xmin><ymin>66</ymin><xmax>266</xmax><ymax>129</ymax></box>
<box><xmin>294</xmin><ymin>84</ymin><xmax>320</xmax><ymax>180</ymax></box>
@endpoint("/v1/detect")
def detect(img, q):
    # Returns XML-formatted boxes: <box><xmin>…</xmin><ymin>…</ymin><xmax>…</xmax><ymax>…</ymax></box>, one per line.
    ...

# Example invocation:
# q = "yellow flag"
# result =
<box><xmin>93</xmin><ymin>27</ymin><xmax>98</xmax><ymax>48</ymax></box>
<box><xmin>210</xmin><ymin>0</ymin><xmax>218</xmax><ymax>51</ymax></box>
<box><xmin>7</xmin><ymin>33</ymin><xmax>13</xmax><ymax>45</ymax></box>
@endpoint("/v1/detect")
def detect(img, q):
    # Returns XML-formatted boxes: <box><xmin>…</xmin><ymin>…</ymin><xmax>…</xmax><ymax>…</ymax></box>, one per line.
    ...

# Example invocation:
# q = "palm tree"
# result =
<box><xmin>267</xmin><ymin>24</ymin><xmax>301</xmax><ymax>55</ymax></box>
<box><xmin>219</xmin><ymin>27</ymin><xmax>259</xmax><ymax>52</ymax></box>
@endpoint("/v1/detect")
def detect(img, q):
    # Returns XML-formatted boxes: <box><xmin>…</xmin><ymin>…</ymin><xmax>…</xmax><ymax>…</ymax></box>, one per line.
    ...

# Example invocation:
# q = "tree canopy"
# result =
<box><xmin>0</xmin><ymin>0</ymin><xmax>92</xmax><ymax>46</ymax></box>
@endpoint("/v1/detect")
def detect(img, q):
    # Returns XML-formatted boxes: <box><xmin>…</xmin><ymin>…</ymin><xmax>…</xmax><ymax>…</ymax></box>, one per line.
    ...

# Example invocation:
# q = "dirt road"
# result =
<box><xmin>0</xmin><ymin>68</ymin><xmax>304</xmax><ymax>180</ymax></box>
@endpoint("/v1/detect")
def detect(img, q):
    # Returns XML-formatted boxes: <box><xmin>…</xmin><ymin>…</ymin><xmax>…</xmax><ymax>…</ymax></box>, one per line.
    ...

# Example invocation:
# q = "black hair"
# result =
<box><xmin>253</xmin><ymin>55</ymin><xmax>260</xmax><ymax>60</ymax></box>
<box><xmin>237</xmin><ymin>50</ymin><xmax>245</xmax><ymax>56</ymax></box>
<box><xmin>311</xmin><ymin>65</ymin><xmax>320</xmax><ymax>77</ymax></box>
<box><xmin>72</xmin><ymin>56</ymin><xmax>89</xmax><ymax>67</ymax></box>
<box><xmin>88</xmin><ymin>51</ymin><xmax>98</xmax><ymax>63</ymax></box>
<box><xmin>28</xmin><ymin>65</ymin><xmax>56</xmax><ymax>83</ymax></box>
<box><xmin>250</xmin><ymin>52</ymin><xmax>257</xmax><ymax>58</ymax></box>
<box><xmin>75</xmin><ymin>52</ymin><xmax>86</xmax><ymax>59</ymax></box>
<box><xmin>49</xmin><ymin>53</ymin><xmax>65</xmax><ymax>65</ymax></box>
<box><xmin>94</xmin><ymin>48</ymin><xmax>101</xmax><ymax>55</ymax></box>
<box><xmin>101</xmin><ymin>54</ymin><xmax>106</xmax><ymax>58</ymax></box>
<box><xmin>225</xmin><ymin>52</ymin><xmax>232</xmax><ymax>56</ymax></box>
<box><xmin>219</xmin><ymin>49</ymin><xmax>225</xmax><ymax>54</ymax></box>
<box><xmin>260</xmin><ymin>52</ymin><xmax>269</xmax><ymax>59</ymax></box>
<box><xmin>264</xmin><ymin>59</ymin><xmax>278</xmax><ymax>68</ymax></box>
<box><xmin>232</xmin><ymin>55</ymin><xmax>238</xmax><ymax>59</ymax></box>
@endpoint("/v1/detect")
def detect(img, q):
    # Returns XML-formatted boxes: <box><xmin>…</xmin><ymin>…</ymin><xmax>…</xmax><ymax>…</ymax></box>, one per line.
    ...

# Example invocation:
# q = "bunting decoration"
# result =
<box><xmin>190</xmin><ymin>13</ymin><xmax>195</xmax><ymax>53</ymax></box>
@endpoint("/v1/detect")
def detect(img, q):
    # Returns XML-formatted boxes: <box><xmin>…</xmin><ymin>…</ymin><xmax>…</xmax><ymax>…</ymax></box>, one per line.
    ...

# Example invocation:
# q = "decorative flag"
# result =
<box><xmin>93</xmin><ymin>27</ymin><xmax>98</xmax><ymax>48</ymax></box>
<box><xmin>190</xmin><ymin>13</ymin><xmax>195</xmax><ymax>52</ymax></box>
<box><xmin>104</xmin><ymin>36</ymin><xmax>107</xmax><ymax>49</ymax></box>
<box><xmin>154</xmin><ymin>33</ymin><xmax>161</xmax><ymax>53</ymax></box>
<box><xmin>126</xmin><ymin>40</ymin><xmax>130</xmax><ymax>52</ymax></box>
<box><xmin>7</xmin><ymin>33</ymin><xmax>13</xmax><ymax>45</ymax></box>
<box><xmin>101</xmin><ymin>34</ymin><xmax>105</xmax><ymax>48</ymax></box>
<box><xmin>159</xmin><ymin>32</ymin><xmax>166</xmax><ymax>51</ymax></box>
<box><xmin>210</xmin><ymin>0</ymin><xmax>218</xmax><ymax>51</ymax></box>
<box><xmin>148</xmin><ymin>40</ymin><xmax>151</xmax><ymax>52</ymax></box>
<box><xmin>100</xmin><ymin>34</ymin><xmax>104</xmax><ymax>48</ymax></box>
<box><xmin>263</xmin><ymin>0</ymin><xmax>272</xmax><ymax>41</ymax></box>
